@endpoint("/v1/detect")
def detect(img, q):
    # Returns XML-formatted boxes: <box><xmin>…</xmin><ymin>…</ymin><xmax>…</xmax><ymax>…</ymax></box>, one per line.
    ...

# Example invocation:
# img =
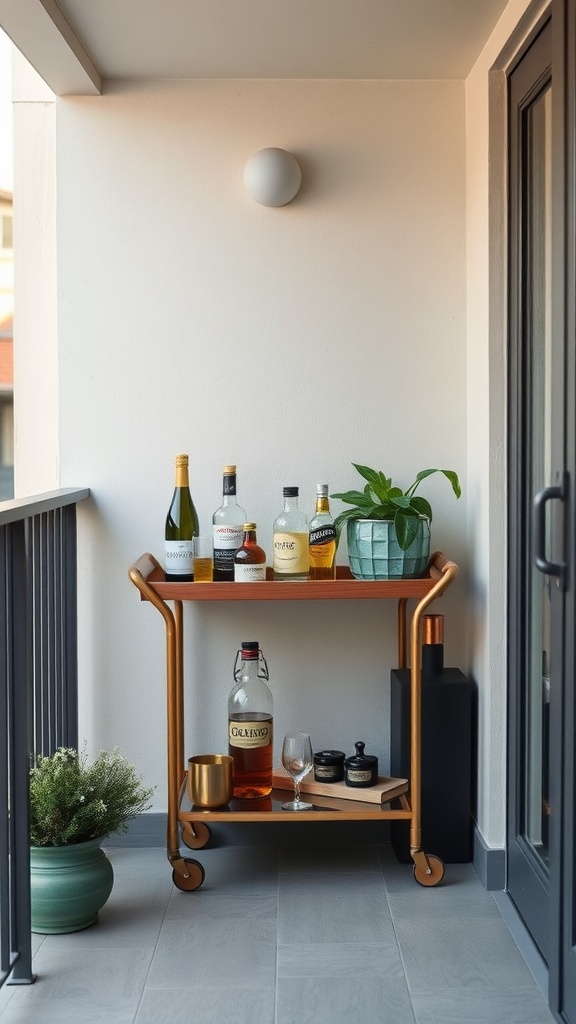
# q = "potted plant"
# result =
<box><xmin>29</xmin><ymin>744</ymin><xmax>154</xmax><ymax>933</ymax></box>
<box><xmin>331</xmin><ymin>464</ymin><xmax>461</xmax><ymax>580</ymax></box>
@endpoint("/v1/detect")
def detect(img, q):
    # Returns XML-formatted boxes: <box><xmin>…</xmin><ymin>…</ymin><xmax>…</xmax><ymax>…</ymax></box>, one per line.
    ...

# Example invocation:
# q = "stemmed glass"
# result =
<box><xmin>281</xmin><ymin>732</ymin><xmax>314</xmax><ymax>810</ymax></box>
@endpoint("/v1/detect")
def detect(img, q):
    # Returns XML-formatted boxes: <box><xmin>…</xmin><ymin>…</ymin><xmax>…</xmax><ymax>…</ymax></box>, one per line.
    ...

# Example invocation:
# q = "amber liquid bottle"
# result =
<box><xmin>234</xmin><ymin>523</ymin><xmax>267</xmax><ymax>581</ymax></box>
<box><xmin>309</xmin><ymin>484</ymin><xmax>337</xmax><ymax>580</ymax></box>
<box><xmin>228</xmin><ymin>642</ymin><xmax>273</xmax><ymax>798</ymax></box>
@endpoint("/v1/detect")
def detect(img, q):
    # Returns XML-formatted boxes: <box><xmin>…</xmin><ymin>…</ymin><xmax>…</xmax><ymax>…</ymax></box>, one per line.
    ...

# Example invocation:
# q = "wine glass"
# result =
<box><xmin>281</xmin><ymin>732</ymin><xmax>314</xmax><ymax>810</ymax></box>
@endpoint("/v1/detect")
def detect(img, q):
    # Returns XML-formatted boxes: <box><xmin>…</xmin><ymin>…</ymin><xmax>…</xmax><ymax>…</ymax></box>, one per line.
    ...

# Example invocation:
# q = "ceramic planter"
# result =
<box><xmin>346</xmin><ymin>517</ymin><xmax>431</xmax><ymax>580</ymax></box>
<box><xmin>30</xmin><ymin>837</ymin><xmax>114</xmax><ymax>933</ymax></box>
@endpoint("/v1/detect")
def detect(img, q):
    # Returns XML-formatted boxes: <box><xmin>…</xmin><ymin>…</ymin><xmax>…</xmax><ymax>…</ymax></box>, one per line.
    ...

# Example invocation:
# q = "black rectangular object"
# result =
<box><xmin>390</xmin><ymin>667</ymin><xmax>473</xmax><ymax>863</ymax></box>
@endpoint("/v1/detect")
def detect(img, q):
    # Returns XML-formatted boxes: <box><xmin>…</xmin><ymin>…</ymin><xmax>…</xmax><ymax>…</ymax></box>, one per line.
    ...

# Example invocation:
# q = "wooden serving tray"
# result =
<box><xmin>272</xmin><ymin>767</ymin><xmax>408</xmax><ymax>805</ymax></box>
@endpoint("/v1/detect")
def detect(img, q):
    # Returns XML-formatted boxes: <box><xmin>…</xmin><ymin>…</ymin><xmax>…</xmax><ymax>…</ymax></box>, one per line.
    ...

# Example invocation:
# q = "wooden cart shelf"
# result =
<box><xmin>129</xmin><ymin>549</ymin><xmax>458</xmax><ymax>889</ymax></box>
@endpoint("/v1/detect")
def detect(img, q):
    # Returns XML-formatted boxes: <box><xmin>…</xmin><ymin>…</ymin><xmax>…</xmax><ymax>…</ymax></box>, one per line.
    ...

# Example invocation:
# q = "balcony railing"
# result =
<box><xmin>0</xmin><ymin>487</ymin><xmax>89</xmax><ymax>987</ymax></box>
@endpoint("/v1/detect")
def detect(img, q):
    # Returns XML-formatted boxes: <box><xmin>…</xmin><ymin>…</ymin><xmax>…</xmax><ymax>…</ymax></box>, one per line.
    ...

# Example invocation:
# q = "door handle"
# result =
<box><xmin>533</xmin><ymin>476</ymin><xmax>567</xmax><ymax>587</ymax></box>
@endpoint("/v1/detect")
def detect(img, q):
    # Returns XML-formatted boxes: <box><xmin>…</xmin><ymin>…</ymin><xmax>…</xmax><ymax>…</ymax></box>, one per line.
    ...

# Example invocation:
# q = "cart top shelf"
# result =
<box><xmin>129</xmin><ymin>550</ymin><xmax>458</xmax><ymax>603</ymax></box>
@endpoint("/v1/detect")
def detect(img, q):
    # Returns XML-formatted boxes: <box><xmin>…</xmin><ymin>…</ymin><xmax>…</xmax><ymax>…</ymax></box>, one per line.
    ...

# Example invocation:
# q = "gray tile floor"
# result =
<box><xmin>0</xmin><ymin>844</ymin><xmax>556</xmax><ymax>1024</ymax></box>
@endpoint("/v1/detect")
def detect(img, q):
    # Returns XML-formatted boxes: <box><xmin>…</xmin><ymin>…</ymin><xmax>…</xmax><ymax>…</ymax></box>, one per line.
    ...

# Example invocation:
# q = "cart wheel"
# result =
<box><xmin>182</xmin><ymin>821</ymin><xmax>211</xmax><ymax>850</ymax></box>
<box><xmin>413</xmin><ymin>854</ymin><xmax>445</xmax><ymax>887</ymax></box>
<box><xmin>172</xmin><ymin>859</ymin><xmax>205</xmax><ymax>892</ymax></box>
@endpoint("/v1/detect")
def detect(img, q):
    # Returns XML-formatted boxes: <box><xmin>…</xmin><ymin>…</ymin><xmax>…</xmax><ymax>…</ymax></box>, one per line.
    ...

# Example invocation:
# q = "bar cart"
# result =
<box><xmin>129</xmin><ymin>550</ymin><xmax>458</xmax><ymax>890</ymax></box>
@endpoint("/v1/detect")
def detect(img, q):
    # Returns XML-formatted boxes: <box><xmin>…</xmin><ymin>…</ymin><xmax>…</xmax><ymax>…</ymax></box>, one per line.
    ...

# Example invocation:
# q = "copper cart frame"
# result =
<box><xmin>129</xmin><ymin>550</ymin><xmax>458</xmax><ymax>890</ymax></box>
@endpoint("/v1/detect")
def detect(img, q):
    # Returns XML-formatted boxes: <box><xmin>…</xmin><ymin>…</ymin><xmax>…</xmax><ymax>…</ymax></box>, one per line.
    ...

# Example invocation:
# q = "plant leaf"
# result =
<box><xmin>410</xmin><ymin>496</ymin><xmax>432</xmax><ymax>521</ymax></box>
<box><xmin>394</xmin><ymin>511</ymin><xmax>421</xmax><ymax>550</ymax></box>
<box><xmin>407</xmin><ymin>468</ymin><xmax>462</xmax><ymax>499</ymax></box>
<box><xmin>330</xmin><ymin>489</ymin><xmax>375</xmax><ymax>507</ymax></box>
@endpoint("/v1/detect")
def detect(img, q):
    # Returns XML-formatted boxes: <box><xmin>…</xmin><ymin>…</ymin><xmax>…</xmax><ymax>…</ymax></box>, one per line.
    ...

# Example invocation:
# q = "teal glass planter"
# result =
<box><xmin>347</xmin><ymin>518</ymin><xmax>431</xmax><ymax>580</ymax></box>
<box><xmin>30</xmin><ymin>837</ymin><xmax>114</xmax><ymax>933</ymax></box>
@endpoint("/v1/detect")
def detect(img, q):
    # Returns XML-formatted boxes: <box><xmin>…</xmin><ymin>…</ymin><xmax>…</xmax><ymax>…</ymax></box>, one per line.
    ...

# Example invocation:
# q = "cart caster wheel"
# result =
<box><xmin>172</xmin><ymin>859</ymin><xmax>205</xmax><ymax>892</ymax></box>
<box><xmin>182</xmin><ymin>822</ymin><xmax>211</xmax><ymax>850</ymax></box>
<box><xmin>413</xmin><ymin>854</ymin><xmax>445</xmax><ymax>887</ymax></box>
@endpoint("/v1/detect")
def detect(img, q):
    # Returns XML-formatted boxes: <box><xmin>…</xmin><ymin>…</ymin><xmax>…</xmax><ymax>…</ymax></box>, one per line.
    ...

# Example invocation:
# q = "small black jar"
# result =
<box><xmin>344</xmin><ymin>741</ymin><xmax>379</xmax><ymax>788</ymax></box>
<box><xmin>313</xmin><ymin>749</ymin><xmax>345</xmax><ymax>783</ymax></box>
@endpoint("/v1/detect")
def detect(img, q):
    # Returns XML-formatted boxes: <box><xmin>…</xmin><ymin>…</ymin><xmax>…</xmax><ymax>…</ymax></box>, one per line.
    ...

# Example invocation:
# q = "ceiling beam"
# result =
<box><xmin>0</xmin><ymin>0</ymin><xmax>101</xmax><ymax>96</ymax></box>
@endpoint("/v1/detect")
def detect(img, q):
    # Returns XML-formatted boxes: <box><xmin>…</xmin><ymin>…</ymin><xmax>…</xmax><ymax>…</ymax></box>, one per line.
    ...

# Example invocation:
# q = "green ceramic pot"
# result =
<box><xmin>30</xmin><ymin>837</ymin><xmax>114</xmax><ymax>934</ymax></box>
<box><xmin>347</xmin><ymin>517</ymin><xmax>431</xmax><ymax>580</ymax></box>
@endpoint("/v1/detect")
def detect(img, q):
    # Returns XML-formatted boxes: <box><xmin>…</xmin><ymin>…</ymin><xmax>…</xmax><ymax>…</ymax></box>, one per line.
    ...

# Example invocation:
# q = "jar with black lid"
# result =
<box><xmin>344</xmin><ymin>741</ymin><xmax>378</xmax><ymax>788</ymax></box>
<box><xmin>313</xmin><ymin>749</ymin><xmax>345</xmax><ymax>783</ymax></box>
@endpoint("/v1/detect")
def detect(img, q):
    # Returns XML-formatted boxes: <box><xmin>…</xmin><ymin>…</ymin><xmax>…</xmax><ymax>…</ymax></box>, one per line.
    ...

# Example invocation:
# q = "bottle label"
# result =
<box><xmin>229</xmin><ymin>719</ymin><xmax>272</xmax><ymax>748</ymax></box>
<box><xmin>273</xmin><ymin>532</ymin><xmax>309</xmax><ymax>574</ymax></box>
<box><xmin>234</xmin><ymin>564</ymin><xmax>266</xmax><ymax>582</ymax></box>
<box><xmin>309</xmin><ymin>525</ymin><xmax>336</xmax><ymax>546</ymax></box>
<box><xmin>213</xmin><ymin>524</ymin><xmax>244</xmax><ymax>550</ymax></box>
<box><xmin>165</xmin><ymin>541</ymin><xmax>193</xmax><ymax>575</ymax></box>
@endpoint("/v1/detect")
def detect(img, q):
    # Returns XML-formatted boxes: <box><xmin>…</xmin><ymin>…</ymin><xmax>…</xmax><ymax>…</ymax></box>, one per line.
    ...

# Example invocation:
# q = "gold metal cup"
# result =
<box><xmin>188</xmin><ymin>754</ymin><xmax>233</xmax><ymax>809</ymax></box>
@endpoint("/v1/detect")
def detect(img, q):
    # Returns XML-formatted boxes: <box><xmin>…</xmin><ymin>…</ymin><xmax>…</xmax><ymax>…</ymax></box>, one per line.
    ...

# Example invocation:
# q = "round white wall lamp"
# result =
<box><xmin>243</xmin><ymin>148</ymin><xmax>302</xmax><ymax>207</ymax></box>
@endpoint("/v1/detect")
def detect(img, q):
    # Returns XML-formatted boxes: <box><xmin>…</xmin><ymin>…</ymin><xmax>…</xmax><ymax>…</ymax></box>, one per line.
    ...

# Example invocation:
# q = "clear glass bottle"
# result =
<box><xmin>273</xmin><ymin>486</ymin><xmax>309</xmax><ymax>581</ymax></box>
<box><xmin>212</xmin><ymin>465</ymin><xmax>247</xmax><ymax>582</ymax></box>
<box><xmin>309</xmin><ymin>483</ymin><xmax>337</xmax><ymax>580</ymax></box>
<box><xmin>228</xmin><ymin>641</ymin><xmax>273</xmax><ymax>798</ymax></box>
<box><xmin>164</xmin><ymin>454</ymin><xmax>199</xmax><ymax>581</ymax></box>
<box><xmin>234</xmin><ymin>523</ymin><xmax>267</xmax><ymax>582</ymax></box>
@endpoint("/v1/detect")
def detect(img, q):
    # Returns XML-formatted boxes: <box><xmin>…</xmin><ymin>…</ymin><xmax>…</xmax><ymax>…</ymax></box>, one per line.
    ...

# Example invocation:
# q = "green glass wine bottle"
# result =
<box><xmin>164</xmin><ymin>454</ymin><xmax>199</xmax><ymax>581</ymax></box>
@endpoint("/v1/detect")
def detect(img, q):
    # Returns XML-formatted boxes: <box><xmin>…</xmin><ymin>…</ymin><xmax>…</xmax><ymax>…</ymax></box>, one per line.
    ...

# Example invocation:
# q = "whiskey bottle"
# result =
<box><xmin>164</xmin><ymin>454</ymin><xmax>199</xmax><ymax>581</ymax></box>
<box><xmin>273</xmin><ymin>487</ymin><xmax>309</xmax><ymax>581</ymax></box>
<box><xmin>309</xmin><ymin>484</ymin><xmax>336</xmax><ymax>580</ymax></box>
<box><xmin>228</xmin><ymin>641</ymin><xmax>273</xmax><ymax>798</ymax></box>
<box><xmin>212</xmin><ymin>465</ymin><xmax>247</xmax><ymax>581</ymax></box>
<box><xmin>234</xmin><ymin>523</ymin><xmax>267</xmax><ymax>581</ymax></box>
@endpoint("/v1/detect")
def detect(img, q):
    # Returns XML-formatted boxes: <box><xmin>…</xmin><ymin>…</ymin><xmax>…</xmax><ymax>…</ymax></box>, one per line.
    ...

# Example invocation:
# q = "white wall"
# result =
<box><xmin>15</xmin><ymin>76</ymin><xmax>468</xmax><ymax>811</ymax></box>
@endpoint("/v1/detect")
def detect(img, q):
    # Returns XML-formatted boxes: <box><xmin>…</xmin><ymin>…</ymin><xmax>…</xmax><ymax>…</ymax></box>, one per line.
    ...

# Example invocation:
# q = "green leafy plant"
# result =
<box><xmin>29</xmin><ymin>745</ymin><xmax>155</xmax><ymax>847</ymax></box>
<box><xmin>331</xmin><ymin>464</ymin><xmax>462</xmax><ymax>551</ymax></box>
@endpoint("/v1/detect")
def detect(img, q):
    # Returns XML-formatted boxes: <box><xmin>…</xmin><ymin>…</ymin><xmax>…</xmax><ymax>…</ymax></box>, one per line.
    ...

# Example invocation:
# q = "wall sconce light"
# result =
<box><xmin>243</xmin><ymin>148</ymin><xmax>302</xmax><ymax>207</ymax></box>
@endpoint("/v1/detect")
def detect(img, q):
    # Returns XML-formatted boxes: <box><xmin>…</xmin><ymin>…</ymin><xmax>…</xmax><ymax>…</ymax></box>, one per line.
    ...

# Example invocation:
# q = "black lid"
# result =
<box><xmin>241</xmin><ymin>641</ymin><xmax>259</xmax><ymax>651</ymax></box>
<box><xmin>283</xmin><ymin>486</ymin><xmax>299</xmax><ymax>497</ymax></box>
<box><xmin>314</xmin><ymin>749</ymin><xmax>345</xmax><ymax>765</ymax></box>
<box><xmin>344</xmin><ymin>741</ymin><xmax>378</xmax><ymax>767</ymax></box>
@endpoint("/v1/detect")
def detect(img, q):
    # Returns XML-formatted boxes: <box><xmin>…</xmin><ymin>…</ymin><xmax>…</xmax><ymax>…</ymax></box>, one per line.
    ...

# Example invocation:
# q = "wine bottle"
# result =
<box><xmin>309</xmin><ymin>484</ymin><xmax>337</xmax><ymax>580</ymax></box>
<box><xmin>228</xmin><ymin>641</ymin><xmax>273</xmax><ymax>798</ymax></box>
<box><xmin>234</xmin><ymin>523</ymin><xmax>267</xmax><ymax>581</ymax></box>
<box><xmin>212</xmin><ymin>465</ymin><xmax>247</xmax><ymax>582</ymax></box>
<box><xmin>273</xmin><ymin>486</ymin><xmax>309</xmax><ymax>581</ymax></box>
<box><xmin>164</xmin><ymin>454</ymin><xmax>199</xmax><ymax>581</ymax></box>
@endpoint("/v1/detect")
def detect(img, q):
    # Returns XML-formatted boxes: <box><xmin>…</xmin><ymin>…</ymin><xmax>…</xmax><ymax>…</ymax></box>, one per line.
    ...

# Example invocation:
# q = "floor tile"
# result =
<box><xmin>276</xmin><ymin>975</ymin><xmax>416</xmax><ymax>1024</ymax></box>
<box><xmin>387</xmin><ymin>887</ymin><xmax>501</xmax><ymax>920</ymax></box>
<box><xmin>0</xmin><ymin>947</ymin><xmax>153</xmax><ymax>1024</ymax></box>
<box><xmin>146</xmin><ymin>894</ymin><xmax>277</xmax><ymax>990</ymax></box>
<box><xmin>278</xmin><ymin>875</ymin><xmax>393</xmax><ymax>944</ymax></box>
<box><xmin>410</xmin><ymin>987</ymin><xmax>556</xmax><ymax>1024</ymax></box>
<box><xmin>135</xmin><ymin>986</ymin><xmax>275</xmax><ymax>1024</ymax></box>
<box><xmin>395</xmin><ymin>917</ymin><xmax>540</xmax><ymax>992</ymax></box>
<box><xmin>277</xmin><ymin>942</ymin><xmax>405</xmax><ymax>978</ymax></box>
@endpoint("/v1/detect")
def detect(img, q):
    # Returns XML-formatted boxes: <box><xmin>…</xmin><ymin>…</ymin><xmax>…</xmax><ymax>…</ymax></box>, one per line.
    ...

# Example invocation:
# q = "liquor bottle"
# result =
<box><xmin>234</xmin><ymin>523</ymin><xmax>267</xmax><ymax>582</ymax></box>
<box><xmin>273</xmin><ymin>486</ymin><xmax>309</xmax><ymax>581</ymax></box>
<box><xmin>228</xmin><ymin>641</ymin><xmax>273</xmax><ymax>798</ymax></box>
<box><xmin>212</xmin><ymin>465</ymin><xmax>247</xmax><ymax>582</ymax></box>
<box><xmin>421</xmin><ymin>613</ymin><xmax>444</xmax><ymax>676</ymax></box>
<box><xmin>164</xmin><ymin>454</ymin><xmax>199</xmax><ymax>581</ymax></box>
<box><xmin>309</xmin><ymin>484</ymin><xmax>337</xmax><ymax>580</ymax></box>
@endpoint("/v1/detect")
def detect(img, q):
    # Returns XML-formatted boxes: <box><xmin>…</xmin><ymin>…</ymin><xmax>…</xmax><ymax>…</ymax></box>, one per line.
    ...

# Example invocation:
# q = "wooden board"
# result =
<box><xmin>272</xmin><ymin>767</ymin><xmax>408</xmax><ymax>805</ymax></box>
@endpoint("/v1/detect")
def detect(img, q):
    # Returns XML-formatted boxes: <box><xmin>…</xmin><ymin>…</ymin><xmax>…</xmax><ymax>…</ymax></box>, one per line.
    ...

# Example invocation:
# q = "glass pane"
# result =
<box><xmin>526</xmin><ymin>85</ymin><xmax>552</xmax><ymax>863</ymax></box>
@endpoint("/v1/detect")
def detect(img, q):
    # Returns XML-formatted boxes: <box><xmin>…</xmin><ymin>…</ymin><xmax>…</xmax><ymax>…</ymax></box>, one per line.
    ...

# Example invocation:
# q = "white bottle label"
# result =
<box><xmin>234</xmin><ymin>563</ymin><xmax>266</xmax><ymax>582</ymax></box>
<box><xmin>213</xmin><ymin>524</ymin><xmax>244</xmax><ymax>550</ymax></box>
<box><xmin>273</xmin><ymin>532</ymin><xmax>309</xmax><ymax>574</ymax></box>
<box><xmin>165</xmin><ymin>540</ymin><xmax>193</xmax><ymax>575</ymax></box>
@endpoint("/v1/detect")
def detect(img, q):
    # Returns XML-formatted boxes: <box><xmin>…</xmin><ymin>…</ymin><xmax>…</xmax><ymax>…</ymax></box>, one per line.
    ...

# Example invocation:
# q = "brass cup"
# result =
<box><xmin>188</xmin><ymin>754</ymin><xmax>233</xmax><ymax>809</ymax></box>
